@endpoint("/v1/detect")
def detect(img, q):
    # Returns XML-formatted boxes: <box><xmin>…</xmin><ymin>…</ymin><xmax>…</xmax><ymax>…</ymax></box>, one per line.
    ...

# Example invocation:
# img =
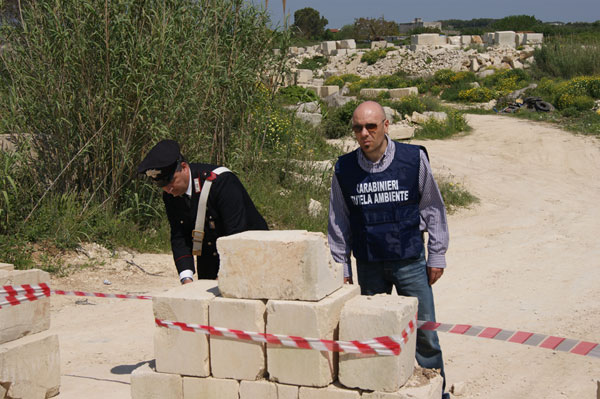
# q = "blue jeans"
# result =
<box><xmin>356</xmin><ymin>252</ymin><xmax>446</xmax><ymax>392</ymax></box>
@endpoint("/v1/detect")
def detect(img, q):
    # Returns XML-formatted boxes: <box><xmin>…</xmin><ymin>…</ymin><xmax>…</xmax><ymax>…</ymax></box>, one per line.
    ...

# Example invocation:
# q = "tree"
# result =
<box><xmin>292</xmin><ymin>7</ymin><xmax>328</xmax><ymax>39</ymax></box>
<box><xmin>492</xmin><ymin>15</ymin><xmax>541</xmax><ymax>31</ymax></box>
<box><xmin>354</xmin><ymin>17</ymin><xmax>399</xmax><ymax>41</ymax></box>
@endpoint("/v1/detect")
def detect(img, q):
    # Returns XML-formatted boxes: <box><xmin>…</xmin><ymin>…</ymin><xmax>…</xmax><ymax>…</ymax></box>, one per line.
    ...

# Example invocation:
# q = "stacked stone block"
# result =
<box><xmin>0</xmin><ymin>268</ymin><xmax>60</xmax><ymax>399</ymax></box>
<box><xmin>131</xmin><ymin>231</ymin><xmax>440</xmax><ymax>399</ymax></box>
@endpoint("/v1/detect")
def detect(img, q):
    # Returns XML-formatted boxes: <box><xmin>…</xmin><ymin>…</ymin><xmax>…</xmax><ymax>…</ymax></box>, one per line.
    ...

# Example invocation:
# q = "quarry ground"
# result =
<box><xmin>48</xmin><ymin>114</ymin><xmax>600</xmax><ymax>398</ymax></box>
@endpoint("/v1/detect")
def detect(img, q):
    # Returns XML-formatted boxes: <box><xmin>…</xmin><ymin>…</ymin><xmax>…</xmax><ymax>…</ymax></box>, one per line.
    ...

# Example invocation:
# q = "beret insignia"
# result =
<box><xmin>145</xmin><ymin>169</ymin><xmax>161</xmax><ymax>179</ymax></box>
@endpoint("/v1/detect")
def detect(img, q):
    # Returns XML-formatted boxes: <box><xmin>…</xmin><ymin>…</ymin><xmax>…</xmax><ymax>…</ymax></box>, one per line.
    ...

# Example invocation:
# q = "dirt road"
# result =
<box><xmin>49</xmin><ymin>114</ymin><xmax>600</xmax><ymax>398</ymax></box>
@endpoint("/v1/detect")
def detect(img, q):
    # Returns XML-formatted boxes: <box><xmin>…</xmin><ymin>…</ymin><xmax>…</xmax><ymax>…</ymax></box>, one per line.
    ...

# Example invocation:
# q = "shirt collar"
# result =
<box><xmin>185</xmin><ymin>167</ymin><xmax>193</xmax><ymax>197</ymax></box>
<box><xmin>358</xmin><ymin>134</ymin><xmax>393</xmax><ymax>166</ymax></box>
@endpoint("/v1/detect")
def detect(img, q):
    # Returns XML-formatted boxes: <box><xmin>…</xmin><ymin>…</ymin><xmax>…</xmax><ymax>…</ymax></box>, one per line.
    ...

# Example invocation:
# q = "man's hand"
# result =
<box><xmin>427</xmin><ymin>267</ymin><xmax>444</xmax><ymax>285</ymax></box>
<box><xmin>344</xmin><ymin>276</ymin><xmax>353</xmax><ymax>284</ymax></box>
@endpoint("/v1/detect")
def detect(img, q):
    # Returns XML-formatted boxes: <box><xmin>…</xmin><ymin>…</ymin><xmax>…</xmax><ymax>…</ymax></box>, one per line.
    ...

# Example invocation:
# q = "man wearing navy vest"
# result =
<box><xmin>328</xmin><ymin>101</ymin><xmax>450</xmax><ymax>399</ymax></box>
<box><xmin>138</xmin><ymin>140</ymin><xmax>268</xmax><ymax>284</ymax></box>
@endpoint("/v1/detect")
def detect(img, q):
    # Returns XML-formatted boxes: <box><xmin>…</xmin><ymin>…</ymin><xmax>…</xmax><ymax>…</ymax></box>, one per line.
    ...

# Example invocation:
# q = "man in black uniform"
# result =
<box><xmin>138</xmin><ymin>140</ymin><xmax>268</xmax><ymax>284</ymax></box>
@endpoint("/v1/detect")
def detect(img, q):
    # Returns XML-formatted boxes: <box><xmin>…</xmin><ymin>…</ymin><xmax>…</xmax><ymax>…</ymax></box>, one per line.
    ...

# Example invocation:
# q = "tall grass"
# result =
<box><xmin>533</xmin><ymin>36</ymin><xmax>600</xmax><ymax>79</ymax></box>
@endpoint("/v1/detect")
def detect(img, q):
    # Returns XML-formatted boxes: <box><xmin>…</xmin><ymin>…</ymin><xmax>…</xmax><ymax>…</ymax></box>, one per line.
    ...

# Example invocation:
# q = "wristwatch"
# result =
<box><xmin>180</xmin><ymin>277</ymin><xmax>193</xmax><ymax>284</ymax></box>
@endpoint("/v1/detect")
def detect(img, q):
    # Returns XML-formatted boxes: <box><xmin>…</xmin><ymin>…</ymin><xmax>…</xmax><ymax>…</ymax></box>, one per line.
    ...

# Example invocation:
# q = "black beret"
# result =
<box><xmin>137</xmin><ymin>140</ymin><xmax>181</xmax><ymax>184</ymax></box>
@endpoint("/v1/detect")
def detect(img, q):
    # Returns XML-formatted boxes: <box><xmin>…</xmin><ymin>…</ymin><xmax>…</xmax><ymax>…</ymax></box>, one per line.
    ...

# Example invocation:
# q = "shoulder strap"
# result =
<box><xmin>192</xmin><ymin>167</ymin><xmax>232</xmax><ymax>255</ymax></box>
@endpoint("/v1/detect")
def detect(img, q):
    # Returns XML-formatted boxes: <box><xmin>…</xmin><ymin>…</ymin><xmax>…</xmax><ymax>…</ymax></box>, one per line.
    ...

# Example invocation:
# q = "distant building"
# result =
<box><xmin>398</xmin><ymin>18</ymin><xmax>442</xmax><ymax>33</ymax></box>
<box><xmin>327</xmin><ymin>28</ymin><xmax>339</xmax><ymax>33</ymax></box>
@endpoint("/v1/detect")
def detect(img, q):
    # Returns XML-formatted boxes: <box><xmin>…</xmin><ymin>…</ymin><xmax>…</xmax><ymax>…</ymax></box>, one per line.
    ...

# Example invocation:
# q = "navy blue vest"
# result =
<box><xmin>335</xmin><ymin>142</ymin><xmax>423</xmax><ymax>262</ymax></box>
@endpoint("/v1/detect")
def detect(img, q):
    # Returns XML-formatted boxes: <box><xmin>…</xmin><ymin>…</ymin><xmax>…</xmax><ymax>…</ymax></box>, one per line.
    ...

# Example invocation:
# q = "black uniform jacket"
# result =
<box><xmin>163</xmin><ymin>163</ymin><xmax>268</xmax><ymax>278</ymax></box>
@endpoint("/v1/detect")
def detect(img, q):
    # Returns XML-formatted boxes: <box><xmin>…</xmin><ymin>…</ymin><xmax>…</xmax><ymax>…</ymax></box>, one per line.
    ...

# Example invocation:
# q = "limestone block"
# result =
<box><xmin>299</xmin><ymin>385</ymin><xmax>360</xmax><ymax>399</ymax></box>
<box><xmin>319</xmin><ymin>85</ymin><xmax>339</xmax><ymax>98</ymax></box>
<box><xmin>383</xmin><ymin>106</ymin><xmax>399</xmax><ymax>122</ymax></box>
<box><xmin>296</xmin><ymin>69</ymin><xmax>313</xmax><ymax>84</ymax></box>
<box><xmin>371</xmin><ymin>40</ymin><xmax>387</xmax><ymax>49</ymax></box>
<box><xmin>0</xmin><ymin>331</ymin><xmax>60</xmax><ymax>399</ymax></box>
<box><xmin>362</xmin><ymin>374</ymin><xmax>443</xmax><ymax>399</ymax></box>
<box><xmin>339</xmin><ymin>39</ymin><xmax>356</xmax><ymax>49</ymax></box>
<box><xmin>266</xmin><ymin>285</ymin><xmax>360</xmax><ymax>387</ymax></box>
<box><xmin>494</xmin><ymin>31</ymin><xmax>516</xmax><ymax>48</ymax></box>
<box><xmin>472</xmin><ymin>35</ymin><xmax>483</xmax><ymax>44</ymax></box>
<box><xmin>304</xmin><ymin>85</ymin><xmax>320</xmax><ymax>97</ymax></box>
<box><xmin>324</xmin><ymin>69</ymin><xmax>338</xmax><ymax>79</ymax></box>
<box><xmin>296</xmin><ymin>101</ymin><xmax>320</xmax><ymax>113</ymax></box>
<box><xmin>524</xmin><ymin>33</ymin><xmax>543</xmax><ymax>44</ymax></box>
<box><xmin>515</xmin><ymin>32</ymin><xmax>525</xmax><ymax>46</ymax></box>
<box><xmin>0</xmin><ymin>263</ymin><xmax>13</xmax><ymax>271</ymax></box>
<box><xmin>183</xmin><ymin>377</ymin><xmax>239</xmax><ymax>399</ymax></box>
<box><xmin>312</xmin><ymin>78</ymin><xmax>325</xmax><ymax>86</ymax></box>
<box><xmin>210</xmin><ymin>297</ymin><xmax>266</xmax><ymax>380</ymax></box>
<box><xmin>461</xmin><ymin>35</ymin><xmax>472</xmax><ymax>45</ymax></box>
<box><xmin>334</xmin><ymin>49</ymin><xmax>348</xmax><ymax>56</ymax></box>
<box><xmin>239</xmin><ymin>380</ymin><xmax>277</xmax><ymax>399</ymax></box>
<box><xmin>389</xmin><ymin>87</ymin><xmax>418</xmax><ymax>99</ymax></box>
<box><xmin>411</xmin><ymin>111</ymin><xmax>447</xmax><ymax>124</ymax></box>
<box><xmin>360</xmin><ymin>88</ymin><xmax>389</xmax><ymax>99</ymax></box>
<box><xmin>0</xmin><ymin>269</ymin><xmax>50</xmax><ymax>345</ymax></box>
<box><xmin>297</xmin><ymin>112</ymin><xmax>323</xmax><ymax>127</ymax></box>
<box><xmin>483</xmin><ymin>32</ymin><xmax>494</xmax><ymax>44</ymax></box>
<box><xmin>277</xmin><ymin>383</ymin><xmax>300</xmax><ymax>399</ymax></box>
<box><xmin>338</xmin><ymin>295</ymin><xmax>418</xmax><ymax>392</ymax></box>
<box><xmin>411</xmin><ymin>34</ymin><xmax>442</xmax><ymax>46</ymax></box>
<box><xmin>409</xmin><ymin>44</ymin><xmax>425</xmax><ymax>52</ymax></box>
<box><xmin>448</xmin><ymin>36</ymin><xmax>461</xmax><ymax>45</ymax></box>
<box><xmin>217</xmin><ymin>230</ymin><xmax>343</xmax><ymax>301</ymax></box>
<box><xmin>131</xmin><ymin>363</ymin><xmax>183</xmax><ymax>399</ymax></box>
<box><xmin>153</xmin><ymin>280</ymin><xmax>219</xmax><ymax>377</ymax></box>
<box><xmin>321</xmin><ymin>41</ymin><xmax>337</xmax><ymax>55</ymax></box>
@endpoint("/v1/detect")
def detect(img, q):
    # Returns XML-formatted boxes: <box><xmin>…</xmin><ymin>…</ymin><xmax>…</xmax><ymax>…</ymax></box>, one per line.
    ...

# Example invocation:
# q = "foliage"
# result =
<box><xmin>491</xmin><ymin>15</ymin><xmax>541</xmax><ymax>31</ymax></box>
<box><xmin>407</xmin><ymin>27</ymin><xmax>441</xmax><ymax>35</ymax></box>
<box><xmin>440</xmin><ymin>18</ymin><xmax>496</xmax><ymax>33</ymax></box>
<box><xmin>414</xmin><ymin>110</ymin><xmax>469</xmax><ymax>139</ymax></box>
<box><xmin>533</xmin><ymin>36</ymin><xmax>600</xmax><ymax>79</ymax></box>
<box><xmin>297</xmin><ymin>55</ymin><xmax>328</xmax><ymax>71</ymax></box>
<box><xmin>348</xmin><ymin>72</ymin><xmax>410</xmax><ymax>95</ymax></box>
<box><xmin>277</xmin><ymin>85</ymin><xmax>319</xmax><ymax>105</ymax></box>
<box><xmin>458</xmin><ymin>87</ymin><xmax>497</xmax><ymax>102</ymax></box>
<box><xmin>291</xmin><ymin>7</ymin><xmax>328</xmax><ymax>40</ymax></box>
<box><xmin>353</xmin><ymin>16</ymin><xmax>399</xmax><ymax>41</ymax></box>
<box><xmin>384</xmin><ymin>95</ymin><xmax>427</xmax><ymax>116</ymax></box>
<box><xmin>436</xmin><ymin>176</ymin><xmax>479</xmax><ymax>214</ymax></box>
<box><xmin>360</xmin><ymin>47</ymin><xmax>395</xmax><ymax>65</ymax></box>
<box><xmin>556</xmin><ymin>94</ymin><xmax>595</xmax><ymax>111</ymax></box>
<box><xmin>321</xmin><ymin>100</ymin><xmax>360</xmax><ymax>139</ymax></box>
<box><xmin>481</xmin><ymin>68</ymin><xmax>531</xmax><ymax>95</ymax></box>
<box><xmin>324</xmin><ymin>73</ymin><xmax>361</xmax><ymax>89</ymax></box>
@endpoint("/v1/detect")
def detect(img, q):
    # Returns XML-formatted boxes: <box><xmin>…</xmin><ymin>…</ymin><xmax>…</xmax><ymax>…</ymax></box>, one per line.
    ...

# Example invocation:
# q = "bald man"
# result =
<box><xmin>327</xmin><ymin>101</ymin><xmax>450</xmax><ymax>398</ymax></box>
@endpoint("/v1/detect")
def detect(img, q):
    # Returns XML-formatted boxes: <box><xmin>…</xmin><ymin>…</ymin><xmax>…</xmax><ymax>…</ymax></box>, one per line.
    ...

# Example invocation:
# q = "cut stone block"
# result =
<box><xmin>218</xmin><ymin>230</ymin><xmax>343</xmax><ymax>301</ymax></box>
<box><xmin>311</xmin><ymin>78</ymin><xmax>325</xmax><ymax>86</ymax></box>
<box><xmin>0</xmin><ymin>263</ymin><xmax>13</xmax><ymax>271</ymax></box>
<box><xmin>515</xmin><ymin>33</ymin><xmax>525</xmax><ymax>46</ymax></box>
<box><xmin>277</xmin><ymin>383</ymin><xmax>300</xmax><ymax>399</ymax></box>
<box><xmin>360</xmin><ymin>88</ymin><xmax>389</xmax><ymax>99</ymax></box>
<box><xmin>483</xmin><ymin>32</ymin><xmax>494</xmax><ymax>44</ymax></box>
<box><xmin>339</xmin><ymin>39</ymin><xmax>356</xmax><ymax>49</ymax></box>
<box><xmin>389</xmin><ymin>87</ymin><xmax>418</xmax><ymax>99</ymax></box>
<box><xmin>461</xmin><ymin>35</ymin><xmax>472</xmax><ymax>45</ymax></box>
<box><xmin>0</xmin><ymin>269</ymin><xmax>51</xmax><ymax>345</ymax></box>
<box><xmin>210</xmin><ymin>297</ymin><xmax>266</xmax><ymax>380</ymax></box>
<box><xmin>338</xmin><ymin>295</ymin><xmax>418</xmax><ymax>392</ymax></box>
<box><xmin>299</xmin><ymin>385</ymin><xmax>360</xmax><ymax>399</ymax></box>
<box><xmin>319</xmin><ymin>85</ymin><xmax>339</xmax><ymax>98</ymax></box>
<box><xmin>448</xmin><ymin>36</ymin><xmax>461</xmax><ymax>45</ymax></box>
<box><xmin>153</xmin><ymin>280</ymin><xmax>219</xmax><ymax>377</ymax></box>
<box><xmin>296</xmin><ymin>69</ymin><xmax>313</xmax><ymax>84</ymax></box>
<box><xmin>494</xmin><ymin>31</ymin><xmax>516</xmax><ymax>48</ymax></box>
<box><xmin>411</xmin><ymin>34</ymin><xmax>444</xmax><ymax>46</ymax></box>
<box><xmin>183</xmin><ymin>377</ymin><xmax>239</xmax><ymax>399</ymax></box>
<box><xmin>297</xmin><ymin>112</ymin><xmax>323</xmax><ymax>127</ymax></box>
<box><xmin>0</xmin><ymin>331</ymin><xmax>60</xmax><ymax>399</ymax></box>
<box><xmin>266</xmin><ymin>285</ymin><xmax>360</xmax><ymax>387</ymax></box>
<box><xmin>524</xmin><ymin>33</ymin><xmax>543</xmax><ymax>44</ymax></box>
<box><xmin>131</xmin><ymin>363</ymin><xmax>183</xmax><ymax>399</ymax></box>
<box><xmin>321</xmin><ymin>41</ymin><xmax>337</xmax><ymax>55</ymax></box>
<box><xmin>361</xmin><ymin>373</ymin><xmax>443</xmax><ymax>399</ymax></box>
<box><xmin>239</xmin><ymin>380</ymin><xmax>277</xmax><ymax>399</ymax></box>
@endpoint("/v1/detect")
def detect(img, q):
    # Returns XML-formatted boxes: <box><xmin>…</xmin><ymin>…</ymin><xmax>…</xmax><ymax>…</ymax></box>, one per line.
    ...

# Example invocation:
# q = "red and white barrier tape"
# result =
<box><xmin>418</xmin><ymin>320</ymin><xmax>600</xmax><ymax>358</ymax></box>
<box><xmin>2</xmin><ymin>284</ymin><xmax>599</xmax><ymax>359</ymax></box>
<box><xmin>155</xmin><ymin>316</ymin><xmax>417</xmax><ymax>356</ymax></box>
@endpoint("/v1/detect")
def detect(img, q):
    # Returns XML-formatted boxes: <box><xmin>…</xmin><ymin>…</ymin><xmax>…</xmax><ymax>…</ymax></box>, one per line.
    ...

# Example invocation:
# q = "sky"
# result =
<box><xmin>260</xmin><ymin>0</ymin><xmax>600</xmax><ymax>28</ymax></box>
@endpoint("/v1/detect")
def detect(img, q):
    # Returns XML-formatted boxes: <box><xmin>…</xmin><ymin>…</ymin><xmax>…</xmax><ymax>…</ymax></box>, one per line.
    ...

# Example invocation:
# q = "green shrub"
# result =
<box><xmin>414</xmin><ymin>110</ymin><xmax>469</xmax><ymax>139</ymax></box>
<box><xmin>386</xmin><ymin>95</ymin><xmax>427</xmax><ymax>116</ymax></box>
<box><xmin>298</xmin><ymin>55</ymin><xmax>328</xmax><ymax>71</ymax></box>
<box><xmin>277</xmin><ymin>85</ymin><xmax>319</xmax><ymax>105</ymax></box>
<box><xmin>433</xmin><ymin>69</ymin><xmax>455</xmax><ymax>85</ymax></box>
<box><xmin>324</xmin><ymin>76</ymin><xmax>345</xmax><ymax>88</ymax></box>
<box><xmin>322</xmin><ymin>100</ymin><xmax>360</xmax><ymax>139</ymax></box>
<box><xmin>437</xmin><ymin>177</ymin><xmax>479</xmax><ymax>214</ymax></box>
<box><xmin>556</xmin><ymin>93</ymin><xmax>595</xmax><ymax>110</ymax></box>
<box><xmin>458</xmin><ymin>87</ymin><xmax>497</xmax><ymax>102</ymax></box>
<box><xmin>360</xmin><ymin>47</ymin><xmax>396</xmax><ymax>66</ymax></box>
<box><xmin>533</xmin><ymin>36</ymin><xmax>600</xmax><ymax>79</ymax></box>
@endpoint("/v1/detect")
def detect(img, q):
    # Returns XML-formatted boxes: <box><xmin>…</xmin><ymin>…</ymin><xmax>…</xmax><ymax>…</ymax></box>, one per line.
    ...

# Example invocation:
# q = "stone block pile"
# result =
<box><xmin>131</xmin><ymin>230</ymin><xmax>442</xmax><ymax>399</ymax></box>
<box><xmin>0</xmin><ymin>268</ymin><xmax>60</xmax><ymax>399</ymax></box>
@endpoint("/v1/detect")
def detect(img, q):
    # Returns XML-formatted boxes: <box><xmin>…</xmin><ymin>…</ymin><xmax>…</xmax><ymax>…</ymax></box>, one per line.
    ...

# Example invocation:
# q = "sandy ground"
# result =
<box><xmin>47</xmin><ymin>114</ymin><xmax>600</xmax><ymax>398</ymax></box>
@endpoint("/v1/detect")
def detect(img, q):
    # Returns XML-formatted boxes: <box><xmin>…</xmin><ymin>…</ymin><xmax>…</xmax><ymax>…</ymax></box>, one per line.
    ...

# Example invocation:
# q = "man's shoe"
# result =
<box><xmin>442</xmin><ymin>393</ymin><xmax>450</xmax><ymax>399</ymax></box>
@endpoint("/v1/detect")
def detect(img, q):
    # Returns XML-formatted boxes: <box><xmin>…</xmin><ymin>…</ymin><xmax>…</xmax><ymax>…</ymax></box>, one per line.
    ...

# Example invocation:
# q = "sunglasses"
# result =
<box><xmin>351</xmin><ymin>119</ymin><xmax>386</xmax><ymax>134</ymax></box>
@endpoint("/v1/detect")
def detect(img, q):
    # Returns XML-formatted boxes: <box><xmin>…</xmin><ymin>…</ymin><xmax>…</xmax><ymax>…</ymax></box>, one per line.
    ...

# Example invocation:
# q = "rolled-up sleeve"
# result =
<box><xmin>418</xmin><ymin>150</ymin><xmax>449</xmax><ymax>268</ymax></box>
